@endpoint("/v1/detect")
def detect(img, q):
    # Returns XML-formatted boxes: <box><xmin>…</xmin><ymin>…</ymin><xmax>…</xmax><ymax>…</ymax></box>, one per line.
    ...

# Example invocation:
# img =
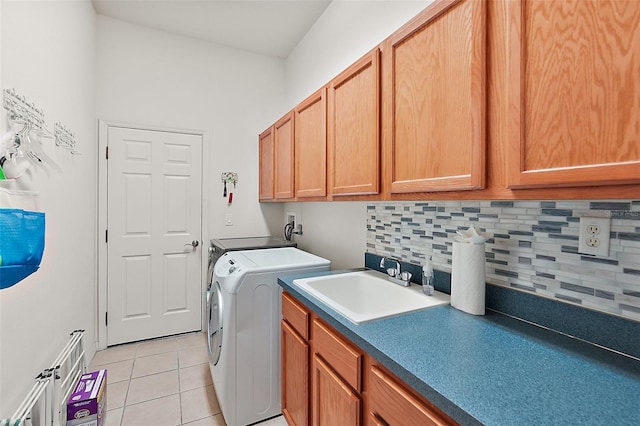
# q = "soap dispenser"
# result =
<box><xmin>422</xmin><ymin>257</ymin><xmax>435</xmax><ymax>296</ymax></box>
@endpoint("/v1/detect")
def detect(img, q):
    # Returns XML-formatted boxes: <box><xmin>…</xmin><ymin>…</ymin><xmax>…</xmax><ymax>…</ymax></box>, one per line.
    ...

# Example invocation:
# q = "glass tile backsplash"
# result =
<box><xmin>366</xmin><ymin>200</ymin><xmax>640</xmax><ymax>322</ymax></box>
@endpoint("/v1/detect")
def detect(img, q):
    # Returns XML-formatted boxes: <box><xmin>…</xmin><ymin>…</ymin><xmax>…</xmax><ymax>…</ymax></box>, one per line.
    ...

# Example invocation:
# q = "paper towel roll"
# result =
<box><xmin>451</xmin><ymin>241</ymin><xmax>486</xmax><ymax>315</ymax></box>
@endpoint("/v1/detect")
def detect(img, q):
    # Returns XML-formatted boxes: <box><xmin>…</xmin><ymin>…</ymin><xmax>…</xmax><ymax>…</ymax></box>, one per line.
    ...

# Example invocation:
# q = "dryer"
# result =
<box><xmin>207</xmin><ymin>247</ymin><xmax>330</xmax><ymax>426</ymax></box>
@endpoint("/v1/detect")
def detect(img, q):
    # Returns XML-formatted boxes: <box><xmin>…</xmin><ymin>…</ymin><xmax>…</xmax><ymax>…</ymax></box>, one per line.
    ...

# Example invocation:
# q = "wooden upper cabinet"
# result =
<box><xmin>295</xmin><ymin>87</ymin><xmax>327</xmax><ymax>198</ymax></box>
<box><xmin>258</xmin><ymin>126</ymin><xmax>274</xmax><ymax>201</ymax></box>
<box><xmin>274</xmin><ymin>111</ymin><xmax>295</xmax><ymax>199</ymax></box>
<box><xmin>382</xmin><ymin>0</ymin><xmax>486</xmax><ymax>194</ymax></box>
<box><xmin>328</xmin><ymin>49</ymin><xmax>381</xmax><ymax>196</ymax></box>
<box><xmin>506</xmin><ymin>0</ymin><xmax>640</xmax><ymax>188</ymax></box>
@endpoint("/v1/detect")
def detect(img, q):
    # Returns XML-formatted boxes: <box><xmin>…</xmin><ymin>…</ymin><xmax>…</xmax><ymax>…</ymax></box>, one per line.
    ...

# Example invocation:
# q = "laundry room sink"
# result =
<box><xmin>292</xmin><ymin>270</ymin><xmax>449</xmax><ymax>324</ymax></box>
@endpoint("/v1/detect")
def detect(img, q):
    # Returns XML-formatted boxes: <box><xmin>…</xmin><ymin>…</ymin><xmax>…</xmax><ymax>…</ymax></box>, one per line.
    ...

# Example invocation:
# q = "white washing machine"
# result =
<box><xmin>207</xmin><ymin>247</ymin><xmax>330</xmax><ymax>426</ymax></box>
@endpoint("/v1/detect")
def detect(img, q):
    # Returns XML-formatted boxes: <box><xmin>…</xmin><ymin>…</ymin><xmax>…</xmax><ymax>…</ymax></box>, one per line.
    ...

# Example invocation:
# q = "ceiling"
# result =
<box><xmin>92</xmin><ymin>0</ymin><xmax>332</xmax><ymax>59</ymax></box>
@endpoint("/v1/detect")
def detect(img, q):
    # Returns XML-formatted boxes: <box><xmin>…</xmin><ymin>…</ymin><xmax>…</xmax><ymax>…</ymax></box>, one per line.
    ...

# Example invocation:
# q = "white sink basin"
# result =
<box><xmin>292</xmin><ymin>270</ymin><xmax>450</xmax><ymax>324</ymax></box>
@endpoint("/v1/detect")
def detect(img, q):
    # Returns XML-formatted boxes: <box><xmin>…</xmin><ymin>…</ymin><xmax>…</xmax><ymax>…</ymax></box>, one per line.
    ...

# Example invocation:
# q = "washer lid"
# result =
<box><xmin>238</xmin><ymin>247</ymin><xmax>330</xmax><ymax>272</ymax></box>
<box><xmin>210</xmin><ymin>236</ymin><xmax>296</xmax><ymax>251</ymax></box>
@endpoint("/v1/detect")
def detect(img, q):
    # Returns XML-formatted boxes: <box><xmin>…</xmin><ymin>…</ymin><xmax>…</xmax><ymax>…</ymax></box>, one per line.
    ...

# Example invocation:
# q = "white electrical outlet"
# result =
<box><xmin>578</xmin><ymin>216</ymin><xmax>610</xmax><ymax>256</ymax></box>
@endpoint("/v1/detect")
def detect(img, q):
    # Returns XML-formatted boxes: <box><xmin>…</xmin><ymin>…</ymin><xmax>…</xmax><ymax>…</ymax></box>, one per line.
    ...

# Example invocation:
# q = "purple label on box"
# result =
<box><xmin>67</xmin><ymin>369</ymin><xmax>106</xmax><ymax>424</ymax></box>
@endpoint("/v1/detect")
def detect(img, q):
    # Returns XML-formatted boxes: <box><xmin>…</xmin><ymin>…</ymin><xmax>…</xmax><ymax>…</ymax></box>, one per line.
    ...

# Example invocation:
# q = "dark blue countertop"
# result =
<box><xmin>278</xmin><ymin>270</ymin><xmax>640</xmax><ymax>426</ymax></box>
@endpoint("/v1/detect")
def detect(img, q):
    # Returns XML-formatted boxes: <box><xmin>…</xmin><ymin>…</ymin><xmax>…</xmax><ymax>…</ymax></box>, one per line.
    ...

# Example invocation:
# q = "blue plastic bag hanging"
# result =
<box><xmin>0</xmin><ymin>208</ymin><xmax>45</xmax><ymax>289</ymax></box>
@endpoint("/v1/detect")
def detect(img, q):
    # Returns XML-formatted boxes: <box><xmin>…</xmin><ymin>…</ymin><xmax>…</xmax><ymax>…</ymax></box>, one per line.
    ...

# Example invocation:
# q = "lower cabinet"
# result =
<box><xmin>311</xmin><ymin>317</ymin><xmax>363</xmax><ymax>426</ymax></box>
<box><xmin>281</xmin><ymin>291</ymin><xmax>457</xmax><ymax>426</ymax></box>
<box><xmin>282</xmin><ymin>320</ymin><xmax>309</xmax><ymax>426</ymax></box>
<box><xmin>312</xmin><ymin>354</ymin><xmax>361</xmax><ymax>426</ymax></box>
<box><xmin>368</xmin><ymin>363</ymin><xmax>454</xmax><ymax>426</ymax></box>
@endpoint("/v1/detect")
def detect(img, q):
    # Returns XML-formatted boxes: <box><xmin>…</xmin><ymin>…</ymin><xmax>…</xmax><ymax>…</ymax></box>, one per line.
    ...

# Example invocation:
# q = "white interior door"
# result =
<box><xmin>107</xmin><ymin>126</ymin><xmax>202</xmax><ymax>345</ymax></box>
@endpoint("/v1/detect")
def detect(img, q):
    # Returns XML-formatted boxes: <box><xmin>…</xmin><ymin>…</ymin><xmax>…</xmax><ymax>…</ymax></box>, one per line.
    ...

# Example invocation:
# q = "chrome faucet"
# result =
<box><xmin>379</xmin><ymin>257</ymin><xmax>411</xmax><ymax>286</ymax></box>
<box><xmin>379</xmin><ymin>256</ymin><xmax>401</xmax><ymax>277</ymax></box>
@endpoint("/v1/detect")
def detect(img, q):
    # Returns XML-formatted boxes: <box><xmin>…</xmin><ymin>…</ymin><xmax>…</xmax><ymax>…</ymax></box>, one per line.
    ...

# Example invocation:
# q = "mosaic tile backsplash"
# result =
<box><xmin>366</xmin><ymin>200</ymin><xmax>640</xmax><ymax>322</ymax></box>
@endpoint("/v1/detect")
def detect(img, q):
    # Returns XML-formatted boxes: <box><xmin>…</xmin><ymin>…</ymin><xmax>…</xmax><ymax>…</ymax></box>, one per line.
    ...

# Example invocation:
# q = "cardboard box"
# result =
<box><xmin>66</xmin><ymin>369</ymin><xmax>107</xmax><ymax>426</ymax></box>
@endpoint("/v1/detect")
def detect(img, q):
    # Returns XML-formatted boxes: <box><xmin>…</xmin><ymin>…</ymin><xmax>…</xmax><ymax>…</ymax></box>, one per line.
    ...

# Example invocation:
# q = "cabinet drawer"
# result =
<box><xmin>312</xmin><ymin>318</ymin><xmax>363</xmax><ymax>391</ymax></box>
<box><xmin>282</xmin><ymin>292</ymin><xmax>310</xmax><ymax>340</ymax></box>
<box><xmin>369</xmin><ymin>365</ymin><xmax>455</xmax><ymax>426</ymax></box>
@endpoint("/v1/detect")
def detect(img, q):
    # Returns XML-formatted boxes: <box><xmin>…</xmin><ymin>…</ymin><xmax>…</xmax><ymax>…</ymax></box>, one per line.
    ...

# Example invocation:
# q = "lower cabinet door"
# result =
<box><xmin>312</xmin><ymin>354</ymin><xmax>361</xmax><ymax>426</ymax></box>
<box><xmin>282</xmin><ymin>320</ymin><xmax>309</xmax><ymax>426</ymax></box>
<box><xmin>369</xmin><ymin>365</ymin><xmax>454</xmax><ymax>426</ymax></box>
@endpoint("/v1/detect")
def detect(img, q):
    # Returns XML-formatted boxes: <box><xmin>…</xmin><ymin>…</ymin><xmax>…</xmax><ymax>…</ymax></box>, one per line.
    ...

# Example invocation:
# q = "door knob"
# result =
<box><xmin>185</xmin><ymin>240</ymin><xmax>199</xmax><ymax>248</ymax></box>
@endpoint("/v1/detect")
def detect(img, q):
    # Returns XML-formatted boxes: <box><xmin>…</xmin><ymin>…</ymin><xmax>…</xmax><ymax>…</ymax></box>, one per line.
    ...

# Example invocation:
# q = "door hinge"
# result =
<box><xmin>105</xmin><ymin>146</ymin><xmax>109</xmax><ymax>160</ymax></box>
<box><xmin>105</xmin><ymin>229</ymin><xmax>108</xmax><ymax>243</ymax></box>
<box><xmin>105</xmin><ymin>312</ymin><xmax>108</xmax><ymax>326</ymax></box>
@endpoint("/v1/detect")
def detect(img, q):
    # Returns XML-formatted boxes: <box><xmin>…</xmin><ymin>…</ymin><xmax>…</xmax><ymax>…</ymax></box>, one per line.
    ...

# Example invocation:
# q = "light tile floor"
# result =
<box><xmin>89</xmin><ymin>332</ymin><xmax>287</xmax><ymax>426</ymax></box>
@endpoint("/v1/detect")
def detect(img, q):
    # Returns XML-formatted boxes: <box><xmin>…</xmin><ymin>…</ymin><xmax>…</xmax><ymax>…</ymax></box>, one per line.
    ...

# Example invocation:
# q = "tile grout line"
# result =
<box><xmin>177</xmin><ymin>349</ymin><xmax>184</xmax><ymax>426</ymax></box>
<box><xmin>120</xmin><ymin>374</ymin><xmax>130</xmax><ymax>426</ymax></box>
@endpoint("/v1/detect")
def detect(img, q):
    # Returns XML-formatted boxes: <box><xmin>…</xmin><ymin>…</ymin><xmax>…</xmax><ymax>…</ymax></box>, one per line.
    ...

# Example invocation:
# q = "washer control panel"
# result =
<box><xmin>227</xmin><ymin>259</ymin><xmax>237</xmax><ymax>274</ymax></box>
<box><xmin>214</xmin><ymin>253</ymin><xmax>245</xmax><ymax>278</ymax></box>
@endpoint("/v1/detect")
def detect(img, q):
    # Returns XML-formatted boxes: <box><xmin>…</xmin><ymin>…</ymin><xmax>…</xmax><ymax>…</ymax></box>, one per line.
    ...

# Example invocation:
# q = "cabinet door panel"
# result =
<box><xmin>282</xmin><ymin>320</ymin><xmax>309</xmax><ymax>426</ymax></box>
<box><xmin>275</xmin><ymin>111</ymin><xmax>295</xmax><ymax>199</ymax></box>
<box><xmin>295</xmin><ymin>88</ymin><xmax>327</xmax><ymax>198</ymax></box>
<box><xmin>313</xmin><ymin>318</ymin><xmax>362</xmax><ymax>392</ymax></box>
<box><xmin>283</xmin><ymin>291</ymin><xmax>310</xmax><ymax>340</ymax></box>
<box><xmin>507</xmin><ymin>0</ymin><xmax>640</xmax><ymax>188</ymax></box>
<box><xmin>259</xmin><ymin>127</ymin><xmax>274</xmax><ymax>201</ymax></box>
<box><xmin>368</xmin><ymin>412</ymin><xmax>388</xmax><ymax>426</ymax></box>
<box><xmin>328</xmin><ymin>49</ymin><xmax>380</xmax><ymax>196</ymax></box>
<box><xmin>369</xmin><ymin>365</ymin><xmax>453</xmax><ymax>426</ymax></box>
<box><xmin>312</xmin><ymin>354</ymin><xmax>361</xmax><ymax>426</ymax></box>
<box><xmin>383</xmin><ymin>0</ymin><xmax>486</xmax><ymax>193</ymax></box>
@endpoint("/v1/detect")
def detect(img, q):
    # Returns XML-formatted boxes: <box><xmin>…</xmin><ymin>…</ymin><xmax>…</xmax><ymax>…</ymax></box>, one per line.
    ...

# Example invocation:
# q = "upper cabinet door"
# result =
<box><xmin>274</xmin><ymin>111</ymin><xmax>295</xmax><ymax>199</ymax></box>
<box><xmin>328</xmin><ymin>49</ymin><xmax>381</xmax><ymax>196</ymax></box>
<box><xmin>383</xmin><ymin>0</ymin><xmax>486</xmax><ymax>194</ymax></box>
<box><xmin>295</xmin><ymin>87</ymin><xmax>327</xmax><ymax>199</ymax></box>
<box><xmin>259</xmin><ymin>126</ymin><xmax>274</xmax><ymax>201</ymax></box>
<box><xmin>506</xmin><ymin>0</ymin><xmax>640</xmax><ymax>188</ymax></box>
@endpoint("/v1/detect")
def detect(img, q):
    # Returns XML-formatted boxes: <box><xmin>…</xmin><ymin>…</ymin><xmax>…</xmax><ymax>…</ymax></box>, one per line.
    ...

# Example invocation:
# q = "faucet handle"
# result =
<box><xmin>387</xmin><ymin>270</ymin><xmax>412</xmax><ymax>287</ymax></box>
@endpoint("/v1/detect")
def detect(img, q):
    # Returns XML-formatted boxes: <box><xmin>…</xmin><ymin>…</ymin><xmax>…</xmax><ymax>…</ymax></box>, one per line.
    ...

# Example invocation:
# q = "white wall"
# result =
<box><xmin>0</xmin><ymin>0</ymin><xmax>97</xmax><ymax>413</ymax></box>
<box><xmin>285</xmin><ymin>0</ymin><xmax>433</xmax><ymax>106</ymax></box>
<box><xmin>96</xmin><ymin>16</ymin><xmax>287</xmax><ymax>240</ymax></box>
<box><xmin>283</xmin><ymin>1</ymin><xmax>433</xmax><ymax>269</ymax></box>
